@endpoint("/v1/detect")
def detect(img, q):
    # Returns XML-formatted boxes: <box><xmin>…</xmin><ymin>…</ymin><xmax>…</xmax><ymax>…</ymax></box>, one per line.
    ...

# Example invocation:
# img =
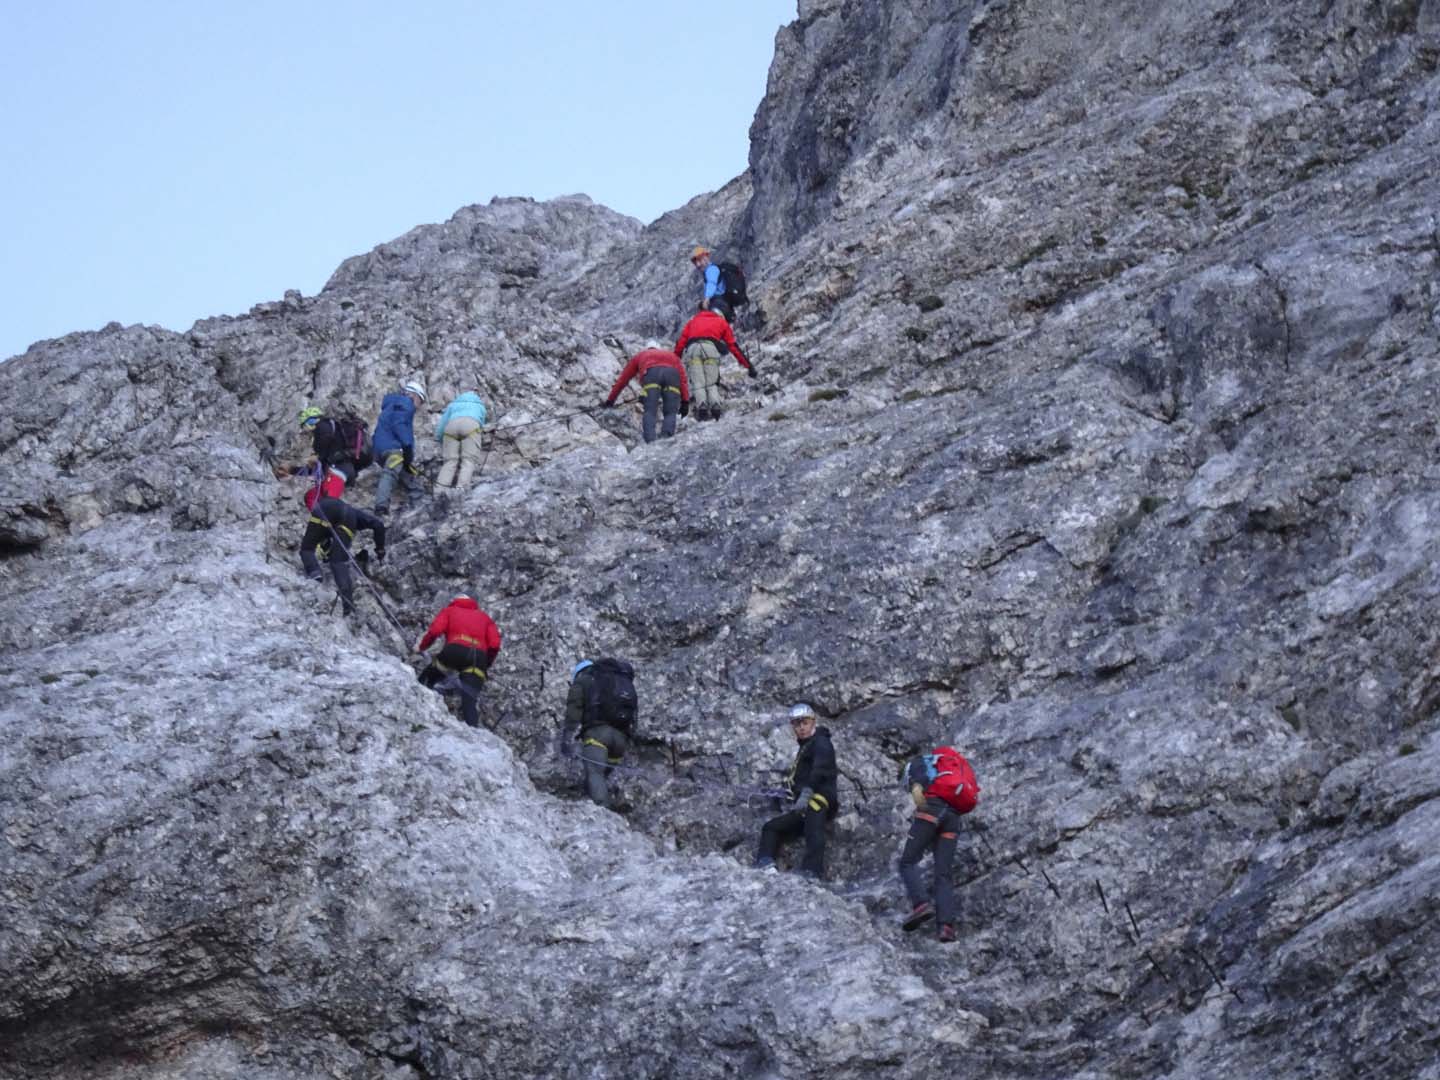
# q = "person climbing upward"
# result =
<box><xmin>674</xmin><ymin>301</ymin><xmax>756</xmax><ymax>422</ymax></box>
<box><xmin>897</xmin><ymin>746</ymin><xmax>980</xmax><ymax>944</ymax></box>
<box><xmin>433</xmin><ymin>386</ymin><xmax>488</xmax><ymax>493</ymax></box>
<box><xmin>372</xmin><ymin>380</ymin><xmax>427</xmax><ymax>516</ymax></box>
<box><xmin>600</xmin><ymin>342</ymin><xmax>690</xmax><ymax>443</ymax></box>
<box><xmin>275</xmin><ymin>405</ymin><xmax>373</xmax><ymax>483</ymax></box>
<box><xmin>691</xmin><ymin>245</ymin><xmax>722</xmax><ymax>311</ymax></box>
<box><xmin>567</xmin><ymin>657</ymin><xmax>639</xmax><ymax>809</ymax></box>
<box><xmin>690</xmin><ymin>246</ymin><xmax>748</xmax><ymax>314</ymax></box>
<box><xmin>415</xmin><ymin>593</ymin><xmax>501</xmax><ymax>728</ymax></box>
<box><xmin>754</xmin><ymin>703</ymin><xmax>839</xmax><ymax>879</ymax></box>
<box><xmin>296</xmin><ymin>467</ymin><xmax>386</xmax><ymax>617</ymax></box>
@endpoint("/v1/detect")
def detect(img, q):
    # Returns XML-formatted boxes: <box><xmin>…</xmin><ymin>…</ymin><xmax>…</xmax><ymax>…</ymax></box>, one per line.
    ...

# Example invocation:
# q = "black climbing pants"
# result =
<box><xmin>758</xmin><ymin>805</ymin><xmax>828</xmax><ymax>877</ymax></box>
<box><xmin>419</xmin><ymin>643</ymin><xmax>489</xmax><ymax>727</ymax></box>
<box><xmin>299</xmin><ymin>520</ymin><xmax>357</xmax><ymax>614</ymax></box>
<box><xmin>899</xmin><ymin>797</ymin><xmax>962</xmax><ymax>926</ymax></box>
<box><xmin>640</xmin><ymin>365</ymin><xmax>682</xmax><ymax>442</ymax></box>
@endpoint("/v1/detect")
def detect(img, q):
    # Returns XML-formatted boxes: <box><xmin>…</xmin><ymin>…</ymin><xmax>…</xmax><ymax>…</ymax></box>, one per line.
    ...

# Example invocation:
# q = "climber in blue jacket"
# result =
<box><xmin>372</xmin><ymin>380</ymin><xmax>427</xmax><ymax>515</ymax></box>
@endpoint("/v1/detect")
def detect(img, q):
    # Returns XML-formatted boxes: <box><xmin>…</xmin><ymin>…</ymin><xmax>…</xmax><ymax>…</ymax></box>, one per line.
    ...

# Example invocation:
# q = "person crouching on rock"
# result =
<box><xmin>754</xmin><ymin>703</ymin><xmax>839</xmax><ymax>879</ymax></box>
<box><xmin>415</xmin><ymin>593</ymin><xmax>501</xmax><ymax>728</ymax></box>
<box><xmin>600</xmin><ymin>342</ymin><xmax>691</xmax><ymax>443</ymax></box>
<box><xmin>897</xmin><ymin>746</ymin><xmax>980</xmax><ymax>944</ymax></box>
<box><xmin>298</xmin><ymin>468</ymin><xmax>386</xmax><ymax>617</ymax></box>
<box><xmin>674</xmin><ymin>300</ymin><xmax>755</xmax><ymax>422</ymax></box>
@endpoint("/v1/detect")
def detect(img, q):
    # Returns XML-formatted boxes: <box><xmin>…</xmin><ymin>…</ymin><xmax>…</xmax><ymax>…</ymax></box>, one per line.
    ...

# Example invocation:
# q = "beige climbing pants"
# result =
<box><xmin>437</xmin><ymin>416</ymin><xmax>484</xmax><ymax>489</ymax></box>
<box><xmin>683</xmin><ymin>341</ymin><xmax>723</xmax><ymax>410</ymax></box>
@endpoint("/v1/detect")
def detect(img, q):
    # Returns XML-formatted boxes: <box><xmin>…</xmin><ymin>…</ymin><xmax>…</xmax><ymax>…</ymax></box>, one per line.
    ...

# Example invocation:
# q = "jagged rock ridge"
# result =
<box><xmin>4</xmin><ymin>2</ymin><xmax>1440</xmax><ymax>1078</ymax></box>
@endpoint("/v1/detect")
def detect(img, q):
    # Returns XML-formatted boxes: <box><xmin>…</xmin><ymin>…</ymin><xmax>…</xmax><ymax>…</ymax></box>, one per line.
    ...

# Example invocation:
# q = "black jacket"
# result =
<box><xmin>566</xmin><ymin>665</ymin><xmax>596</xmax><ymax>733</ymax></box>
<box><xmin>786</xmin><ymin>726</ymin><xmax>839</xmax><ymax>817</ymax></box>
<box><xmin>308</xmin><ymin>497</ymin><xmax>386</xmax><ymax>552</ymax></box>
<box><xmin>311</xmin><ymin>418</ymin><xmax>346</xmax><ymax>465</ymax></box>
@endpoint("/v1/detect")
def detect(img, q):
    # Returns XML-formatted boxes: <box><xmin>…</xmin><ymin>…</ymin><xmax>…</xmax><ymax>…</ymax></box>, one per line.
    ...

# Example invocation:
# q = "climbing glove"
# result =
<box><xmin>680</xmin><ymin>400</ymin><xmax>690</xmax><ymax>418</ymax></box>
<box><xmin>599</xmin><ymin>399</ymin><xmax>615</xmax><ymax>409</ymax></box>
<box><xmin>793</xmin><ymin>787</ymin><xmax>815</xmax><ymax>814</ymax></box>
<box><xmin>747</xmin><ymin>364</ymin><xmax>758</xmax><ymax>379</ymax></box>
<box><xmin>374</xmin><ymin>549</ymin><xmax>386</xmax><ymax>565</ymax></box>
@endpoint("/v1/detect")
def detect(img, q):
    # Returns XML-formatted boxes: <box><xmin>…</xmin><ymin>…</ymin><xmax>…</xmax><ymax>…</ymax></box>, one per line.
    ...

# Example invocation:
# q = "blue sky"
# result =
<box><xmin>0</xmin><ymin>2</ymin><xmax>792</xmax><ymax>360</ymax></box>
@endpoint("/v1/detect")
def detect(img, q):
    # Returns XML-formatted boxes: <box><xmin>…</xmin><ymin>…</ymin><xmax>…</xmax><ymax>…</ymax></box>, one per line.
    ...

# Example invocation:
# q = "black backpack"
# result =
<box><xmin>716</xmin><ymin>261</ymin><xmax>749</xmax><ymax>307</ymax></box>
<box><xmin>585</xmin><ymin>658</ymin><xmax>638</xmax><ymax>733</ymax></box>
<box><xmin>336</xmin><ymin>413</ymin><xmax>373</xmax><ymax>471</ymax></box>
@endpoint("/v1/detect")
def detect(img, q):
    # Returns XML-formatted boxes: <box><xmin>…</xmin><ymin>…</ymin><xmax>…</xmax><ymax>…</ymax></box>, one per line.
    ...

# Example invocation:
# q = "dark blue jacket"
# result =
<box><xmin>372</xmin><ymin>393</ymin><xmax>416</xmax><ymax>456</ymax></box>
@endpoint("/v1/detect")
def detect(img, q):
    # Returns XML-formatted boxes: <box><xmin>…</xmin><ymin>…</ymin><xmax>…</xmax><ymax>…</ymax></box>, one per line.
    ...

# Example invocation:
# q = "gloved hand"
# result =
<box><xmin>373</xmin><ymin>549</ymin><xmax>386</xmax><ymax>565</ymax></box>
<box><xmin>792</xmin><ymin>787</ymin><xmax>814</xmax><ymax>814</ymax></box>
<box><xmin>747</xmin><ymin>365</ymin><xmax>758</xmax><ymax>379</ymax></box>
<box><xmin>680</xmin><ymin>400</ymin><xmax>690</xmax><ymax>418</ymax></box>
<box><xmin>600</xmin><ymin>399</ymin><xmax>615</xmax><ymax>409</ymax></box>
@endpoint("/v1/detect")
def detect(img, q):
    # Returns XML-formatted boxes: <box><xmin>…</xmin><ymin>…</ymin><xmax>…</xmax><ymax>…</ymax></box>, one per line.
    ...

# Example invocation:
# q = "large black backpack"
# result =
<box><xmin>315</xmin><ymin>413</ymin><xmax>373</xmax><ymax>472</ymax></box>
<box><xmin>336</xmin><ymin>413</ymin><xmax>373</xmax><ymax>471</ymax></box>
<box><xmin>716</xmin><ymin>260</ymin><xmax>749</xmax><ymax>308</ymax></box>
<box><xmin>586</xmin><ymin>658</ymin><xmax>638</xmax><ymax>733</ymax></box>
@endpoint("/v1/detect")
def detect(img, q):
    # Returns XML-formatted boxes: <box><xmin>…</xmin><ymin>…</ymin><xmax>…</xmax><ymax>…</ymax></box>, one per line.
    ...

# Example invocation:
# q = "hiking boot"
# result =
<box><xmin>902</xmin><ymin>901</ymin><xmax>935</xmax><ymax>932</ymax></box>
<box><xmin>695</xmin><ymin>405</ymin><xmax>711</xmax><ymax>422</ymax></box>
<box><xmin>753</xmin><ymin>855</ymin><xmax>776</xmax><ymax>871</ymax></box>
<box><xmin>708</xmin><ymin>406</ymin><xmax>723</xmax><ymax>421</ymax></box>
<box><xmin>938</xmin><ymin>923</ymin><xmax>958</xmax><ymax>944</ymax></box>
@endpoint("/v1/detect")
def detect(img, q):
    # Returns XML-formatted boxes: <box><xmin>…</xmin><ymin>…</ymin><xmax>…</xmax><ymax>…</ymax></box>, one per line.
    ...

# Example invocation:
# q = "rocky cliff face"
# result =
<box><xmin>5</xmin><ymin>2</ymin><xmax>1440</xmax><ymax>1078</ymax></box>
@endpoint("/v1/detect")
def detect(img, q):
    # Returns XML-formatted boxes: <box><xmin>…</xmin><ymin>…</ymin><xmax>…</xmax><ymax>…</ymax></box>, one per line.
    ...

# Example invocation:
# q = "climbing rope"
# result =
<box><xmin>306</xmin><ymin>473</ymin><xmax>412</xmax><ymax>648</ymax></box>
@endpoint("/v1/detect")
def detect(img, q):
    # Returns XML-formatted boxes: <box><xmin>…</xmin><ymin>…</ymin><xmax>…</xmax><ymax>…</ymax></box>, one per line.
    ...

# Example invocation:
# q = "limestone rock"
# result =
<box><xmin>5</xmin><ymin>2</ymin><xmax>1440</xmax><ymax>1078</ymax></box>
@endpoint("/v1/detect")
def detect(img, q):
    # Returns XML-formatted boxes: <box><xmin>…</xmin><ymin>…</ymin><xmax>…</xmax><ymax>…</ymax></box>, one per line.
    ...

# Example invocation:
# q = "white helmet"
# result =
<box><xmin>788</xmin><ymin>703</ymin><xmax>818</xmax><ymax>723</ymax></box>
<box><xmin>402</xmin><ymin>381</ymin><xmax>427</xmax><ymax>402</ymax></box>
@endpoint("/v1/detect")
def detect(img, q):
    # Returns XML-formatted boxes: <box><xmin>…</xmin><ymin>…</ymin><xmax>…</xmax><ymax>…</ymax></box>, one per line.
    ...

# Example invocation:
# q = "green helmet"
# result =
<box><xmin>297</xmin><ymin>406</ymin><xmax>323</xmax><ymax>428</ymax></box>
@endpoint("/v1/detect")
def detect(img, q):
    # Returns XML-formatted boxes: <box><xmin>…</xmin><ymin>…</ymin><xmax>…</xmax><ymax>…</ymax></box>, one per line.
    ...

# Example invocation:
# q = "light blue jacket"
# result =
<box><xmin>435</xmin><ymin>392</ymin><xmax>488</xmax><ymax>444</ymax></box>
<box><xmin>702</xmin><ymin>263</ymin><xmax>722</xmax><ymax>301</ymax></box>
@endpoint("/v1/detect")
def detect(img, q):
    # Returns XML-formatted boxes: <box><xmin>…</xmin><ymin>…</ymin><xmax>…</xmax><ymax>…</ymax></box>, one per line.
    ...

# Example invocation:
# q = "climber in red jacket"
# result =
<box><xmin>415</xmin><ymin>594</ymin><xmax>501</xmax><ymax>728</ymax></box>
<box><xmin>600</xmin><ymin>343</ymin><xmax>691</xmax><ymax>443</ymax></box>
<box><xmin>674</xmin><ymin>302</ymin><xmax>755</xmax><ymax>421</ymax></box>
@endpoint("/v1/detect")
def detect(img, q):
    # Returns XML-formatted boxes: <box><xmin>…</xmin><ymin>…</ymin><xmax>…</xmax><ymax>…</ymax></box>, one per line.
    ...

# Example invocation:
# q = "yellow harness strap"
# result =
<box><xmin>581</xmin><ymin>736</ymin><xmax>622</xmax><ymax>764</ymax></box>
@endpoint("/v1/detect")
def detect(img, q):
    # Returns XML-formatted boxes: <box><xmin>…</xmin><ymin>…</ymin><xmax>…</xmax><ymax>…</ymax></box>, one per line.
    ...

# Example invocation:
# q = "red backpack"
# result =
<box><xmin>922</xmin><ymin>746</ymin><xmax>980</xmax><ymax>814</ymax></box>
<box><xmin>303</xmin><ymin>468</ymin><xmax>346</xmax><ymax>511</ymax></box>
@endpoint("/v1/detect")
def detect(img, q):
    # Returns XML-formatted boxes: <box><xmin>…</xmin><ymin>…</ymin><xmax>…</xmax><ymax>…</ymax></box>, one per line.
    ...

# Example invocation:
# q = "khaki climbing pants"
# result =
<box><xmin>437</xmin><ymin>416</ymin><xmax>484</xmax><ymax>489</ymax></box>
<box><xmin>683</xmin><ymin>341</ymin><xmax>723</xmax><ymax>410</ymax></box>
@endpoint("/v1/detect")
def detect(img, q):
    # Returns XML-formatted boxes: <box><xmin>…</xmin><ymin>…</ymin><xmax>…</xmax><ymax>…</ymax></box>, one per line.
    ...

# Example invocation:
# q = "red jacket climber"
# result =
<box><xmin>417</xmin><ymin>595</ymin><xmax>501</xmax><ymax>658</ymax></box>
<box><xmin>601</xmin><ymin>345</ymin><xmax>692</xmax><ymax>443</ymax></box>
<box><xmin>674</xmin><ymin>309</ymin><xmax>753</xmax><ymax>373</ymax></box>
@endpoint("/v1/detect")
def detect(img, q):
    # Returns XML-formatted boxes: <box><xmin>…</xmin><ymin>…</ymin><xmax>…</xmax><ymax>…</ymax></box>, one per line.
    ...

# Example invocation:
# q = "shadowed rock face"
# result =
<box><xmin>5</xmin><ymin>2</ymin><xmax>1440</xmax><ymax>1077</ymax></box>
